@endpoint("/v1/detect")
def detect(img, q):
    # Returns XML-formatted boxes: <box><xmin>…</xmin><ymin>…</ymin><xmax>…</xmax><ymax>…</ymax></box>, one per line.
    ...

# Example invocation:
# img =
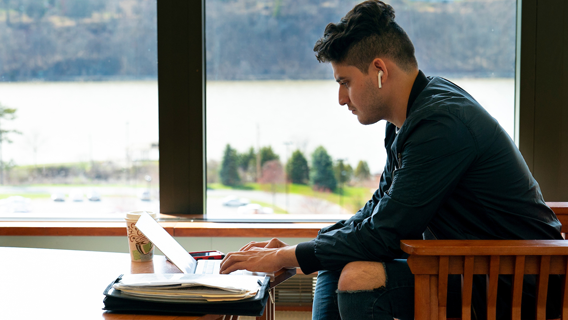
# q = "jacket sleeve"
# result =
<box><xmin>296</xmin><ymin>115</ymin><xmax>478</xmax><ymax>274</ymax></box>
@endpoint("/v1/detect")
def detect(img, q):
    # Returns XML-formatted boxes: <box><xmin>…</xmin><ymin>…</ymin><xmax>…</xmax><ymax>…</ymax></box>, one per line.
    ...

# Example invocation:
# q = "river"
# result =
<box><xmin>0</xmin><ymin>78</ymin><xmax>514</xmax><ymax>175</ymax></box>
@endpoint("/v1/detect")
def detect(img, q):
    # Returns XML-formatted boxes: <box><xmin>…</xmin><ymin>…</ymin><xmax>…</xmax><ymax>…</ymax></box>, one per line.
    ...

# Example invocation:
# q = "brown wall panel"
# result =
<box><xmin>519</xmin><ymin>0</ymin><xmax>537</xmax><ymax>170</ymax></box>
<box><xmin>521</xmin><ymin>0</ymin><xmax>568</xmax><ymax>201</ymax></box>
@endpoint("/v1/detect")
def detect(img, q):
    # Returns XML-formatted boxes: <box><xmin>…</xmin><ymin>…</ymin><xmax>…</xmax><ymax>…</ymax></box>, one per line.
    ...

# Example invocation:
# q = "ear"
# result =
<box><xmin>371</xmin><ymin>58</ymin><xmax>388</xmax><ymax>87</ymax></box>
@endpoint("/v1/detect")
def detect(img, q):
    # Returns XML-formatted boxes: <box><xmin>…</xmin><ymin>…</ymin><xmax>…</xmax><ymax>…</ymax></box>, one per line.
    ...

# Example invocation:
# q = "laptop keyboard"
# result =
<box><xmin>195</xmin><ymin>260</ymin><xmax>221</xmax><ymax>274</ymax></box>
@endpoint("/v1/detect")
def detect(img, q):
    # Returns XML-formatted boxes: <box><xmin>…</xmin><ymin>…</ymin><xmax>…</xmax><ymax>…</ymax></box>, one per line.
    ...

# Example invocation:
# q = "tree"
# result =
<box><xmin>259</xmin><ymin>159</ymin><xmax>284</xmax><ymax>185</ymax></box>
<box><xmin>259</xmin><ymin>159</ymin><xmax>284</xmax><ymax>209</ymax></box>
<box><xmin>354</xmin><ymin>160</ymin><xmax>371</xmax><ymax>182</ymax></box>
<box><xmin>310</xmin><ymin>146</ymin><xmax>336</xmax><ymax>191</ymax></box>
<box><xmin>286</xmin><ymin>149</ymin><xmax>309</xmax><ymax>184</ymax></box>
<box><xmin>238</xmin><ymin>147</ymin><xmax>256</xmax><ymax>182</ymax></box>
<box><xmin>334</xmin><ymin>160</ymin><xmax>353</xmax><ymax>186</ymax></box>
<box><xmin>0</xmin><ymin>103</ymin><xmax>21</xmax><ymax>185</ymax></box>
<box><xmin>219</xmin><ymin>144</ymin><xmax>240</xmax><ymax>186</ymax></box>
<box><xmin>259</xmin><ymin>146</ymin><xmax>279</xmax><ymax>167</ymax></box>
<box><xmin>238</xmin><ymin>147</ymin><xmax>256</xmax><ymax>171</ymax></box>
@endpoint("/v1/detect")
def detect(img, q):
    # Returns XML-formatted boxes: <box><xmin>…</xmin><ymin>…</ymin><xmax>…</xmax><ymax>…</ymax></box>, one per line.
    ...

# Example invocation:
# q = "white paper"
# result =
<box><xmin>114</xmin><ymin>273</ymin><xmax>264</xmax><ymax>293</ymax></box>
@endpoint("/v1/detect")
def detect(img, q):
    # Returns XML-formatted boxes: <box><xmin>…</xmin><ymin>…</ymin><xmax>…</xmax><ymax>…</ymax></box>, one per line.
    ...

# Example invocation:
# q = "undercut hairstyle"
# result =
<box><xmin>314</xmin><ymin>0</ymin><xmax>418</xmax><ymax>73</ymax></box>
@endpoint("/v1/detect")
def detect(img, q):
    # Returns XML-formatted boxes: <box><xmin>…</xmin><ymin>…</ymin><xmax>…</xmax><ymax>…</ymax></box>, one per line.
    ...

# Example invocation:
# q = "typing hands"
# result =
<box><xmin>220</xmin><ymin>238</ymin><xmax>298</xmax><ymax>274</ymax></box>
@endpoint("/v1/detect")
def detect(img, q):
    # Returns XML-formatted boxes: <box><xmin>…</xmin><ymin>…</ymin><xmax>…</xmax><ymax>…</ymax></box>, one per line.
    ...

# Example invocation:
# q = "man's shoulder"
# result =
<box><xmin>404</xmin><ymin>76</ymin><xmax>497</xmax><ymax>132</ymax></box>
<box><xmin>414</xmin><ymin>76</ymin><xmax>480</xmax><ymax>112</ymax></box>
<box><xmin>397</xmin><ymin>76</ymin><xmax>509</xmax><ymax>156</ymax></box>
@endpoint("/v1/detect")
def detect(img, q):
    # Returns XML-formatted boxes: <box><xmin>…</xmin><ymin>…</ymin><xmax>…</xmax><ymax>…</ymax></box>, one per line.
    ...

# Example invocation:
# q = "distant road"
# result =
<box><xmin>207</xmin><ymin>189</ymin><xmax>351</xmax><ymax>216</ymax></box>
<box><xmin>0</xmin><ymin>185</ymin><xmax>351</xmax><ymax>218</ymax></box>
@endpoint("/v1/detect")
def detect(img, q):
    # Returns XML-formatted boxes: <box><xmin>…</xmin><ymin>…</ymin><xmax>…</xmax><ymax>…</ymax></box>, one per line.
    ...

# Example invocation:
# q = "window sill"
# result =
<box><xmin>0</xmin><ymin>215</ymin><xmax>331</xmax><ymax>237</ymax></box>
<box><xmin>1</xmin><ymin>203</ymin><xmax>566</xmax><ymax>238</ymax></box>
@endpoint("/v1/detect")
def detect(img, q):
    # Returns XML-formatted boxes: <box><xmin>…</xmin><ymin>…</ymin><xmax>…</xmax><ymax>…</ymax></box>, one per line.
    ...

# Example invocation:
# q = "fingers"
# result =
<box><xmin>267</xmin><ymin>238</ymin><xmax>288</xmax><ymax>248</ymax></box>
<box><xmin>240</xmin><ymin>239</ymin><xmax>283</xmax><ymax>251</ymax></box>
<box><xmin>239</xmin><ymin>240</ymin><xmax>268</xmax><ymax>251</ymax></box>
<box><xmin>220</xmin><ymin>260</ymin><xmax>246</xmax><ymax>275</ymax></box>
<box><xmin>239</xmin><ymin>238</ymin><xmax>287</xmax><ymax>251</ymax></box>
<box><xmin>220</xmin><ymin>248</ymin><xmax>280</xmax><ymax>274</ymax></box>
<box><xmin>220</xmin><ymin>251</ymin><xmax>250</xmax><ymax>274</ymax></box>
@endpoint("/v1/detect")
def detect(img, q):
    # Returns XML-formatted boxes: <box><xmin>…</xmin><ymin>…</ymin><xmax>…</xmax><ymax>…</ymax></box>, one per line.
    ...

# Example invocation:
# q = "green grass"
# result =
<box><xmin>208</xmin><ymin>183</ymin><xmax>255</xmax><ymax>191</ymax></box>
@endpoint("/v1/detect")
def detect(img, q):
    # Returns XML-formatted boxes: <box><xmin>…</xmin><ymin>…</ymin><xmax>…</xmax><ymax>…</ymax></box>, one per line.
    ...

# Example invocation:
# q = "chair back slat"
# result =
<box><xmin>431</xmin><ymin>274</ymin><xmax>439</xmax><ymax>320</ymax></box>
<box><xmin>562</xmin><ymin>258</ymin><xmax>568</xmax><ymax>319</ymax></box>
<box><xmin>461</xmin><ymin>256</ymin><xmax>474</xmax><ymax>320</ymax></box>
<box><xmin>536</xmin><ymin>256</ymin><xmax>551</xmax><ymax>320</ymax></box>
<box><xmin>486</xmin><ymin>255</ymin><xmax>500</xmax><ymax>320</ymax></box>
<box><xmin>511</xmin><ymin>255</ymin><xmax>525</xmax><ymax>320</ymax></box>
<box><xmin>415</xmin><ymin>274</ymin><xmax>431</xmax><ymax>320</ymax></box>
<box><xmin>438</xmin><ymin>256</ymin><xmax>449</xmax><ymax>320</ymax></box>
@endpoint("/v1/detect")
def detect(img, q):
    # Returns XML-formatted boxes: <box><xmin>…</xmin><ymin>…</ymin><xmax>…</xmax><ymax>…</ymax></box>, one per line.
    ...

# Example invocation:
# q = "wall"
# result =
<box><xmin>519</xmin><ymin>0</ymin><xmax>568</xmax><ymax>201</ymax></box>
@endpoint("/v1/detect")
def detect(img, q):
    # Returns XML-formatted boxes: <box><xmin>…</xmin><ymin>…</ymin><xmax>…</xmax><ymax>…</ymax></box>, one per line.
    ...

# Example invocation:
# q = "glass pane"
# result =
<box><xmin>0</xmin><ymin>0</ymin><xmax>158</xmax><ymax>219</ymax></box>
<box><xmin>206</xmin><ymin>0</ymin><xmax>516</xmax><ymax>220</ymax></box>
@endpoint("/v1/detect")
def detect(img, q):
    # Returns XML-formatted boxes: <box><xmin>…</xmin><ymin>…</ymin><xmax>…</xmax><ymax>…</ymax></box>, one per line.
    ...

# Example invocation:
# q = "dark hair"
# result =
<box><xmin>314</xmin><ymin>0</ymin><xmax>417</xmax><ymax>73</ymax></box>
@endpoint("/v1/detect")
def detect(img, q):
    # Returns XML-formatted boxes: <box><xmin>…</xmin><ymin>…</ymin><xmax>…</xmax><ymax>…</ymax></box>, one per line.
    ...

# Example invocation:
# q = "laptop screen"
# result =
<box><xmin>135</xmin><ymin>212</ymin><xmax>196</xmax><ymax>274</ymax></box>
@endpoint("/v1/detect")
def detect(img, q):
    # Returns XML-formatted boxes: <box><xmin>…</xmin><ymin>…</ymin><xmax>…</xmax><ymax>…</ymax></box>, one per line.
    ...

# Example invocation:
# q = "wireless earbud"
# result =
<box><xmin>378</xmin><ymin>71</ymin><xmax>384</xmax><ymax>89</ymax></box>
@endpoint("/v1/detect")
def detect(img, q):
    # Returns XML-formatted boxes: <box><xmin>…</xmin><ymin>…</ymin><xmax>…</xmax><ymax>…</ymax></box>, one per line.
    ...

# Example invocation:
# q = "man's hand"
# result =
<box><xmin>220</xmin><ymin>239</ymin><xmax>298</xmax><ymax>274</ymax></box>
<box><xmin>239</xmin><ymin>238</ymin><xmax>288</xmax><ymax>251</ymax></box>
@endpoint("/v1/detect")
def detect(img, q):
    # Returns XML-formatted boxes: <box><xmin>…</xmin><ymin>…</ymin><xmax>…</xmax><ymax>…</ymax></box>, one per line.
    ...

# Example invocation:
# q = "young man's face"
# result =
<box><xmin>331</xmin><ymin>62</ymin><xmax>388</xmax><ymax>125</ymax></box>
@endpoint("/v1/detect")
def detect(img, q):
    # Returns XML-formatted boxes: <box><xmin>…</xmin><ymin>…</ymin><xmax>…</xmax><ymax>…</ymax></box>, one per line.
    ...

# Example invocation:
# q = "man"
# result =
<box><xmin>220</xmin><ymin>1</ymin><xmax>562</xmax><ymax>319</ymax></box>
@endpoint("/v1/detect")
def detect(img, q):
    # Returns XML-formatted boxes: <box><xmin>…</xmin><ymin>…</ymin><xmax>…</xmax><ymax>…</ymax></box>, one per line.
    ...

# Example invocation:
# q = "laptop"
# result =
<box><xmin>135</xmin><ymin>211</ymin><xmax>222</xmax><ymax>274</ymax></box>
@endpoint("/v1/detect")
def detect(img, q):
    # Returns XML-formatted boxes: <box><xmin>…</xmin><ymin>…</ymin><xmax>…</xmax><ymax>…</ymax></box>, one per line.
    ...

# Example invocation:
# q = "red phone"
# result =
<box><xmin>189</xmin><ymin>250</ymin><xmax>225</xmax><ymax>260</ymax></box>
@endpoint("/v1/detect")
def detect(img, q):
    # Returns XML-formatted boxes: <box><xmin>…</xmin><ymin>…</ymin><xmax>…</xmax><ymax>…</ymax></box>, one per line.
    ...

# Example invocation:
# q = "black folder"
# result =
<box><xmin>103</xmin><ymin>275</ymin><xmax>271</xmax><ymax>316</ymax></box>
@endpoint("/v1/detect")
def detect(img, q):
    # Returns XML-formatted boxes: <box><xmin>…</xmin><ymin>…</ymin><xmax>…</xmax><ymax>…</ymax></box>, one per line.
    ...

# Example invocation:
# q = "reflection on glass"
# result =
<box><xmin>206</xmin><ymin>0</ymin><xmax>516</xmax><ymax>219</ymax></box>
<box><xmin>0</xmin><ymin>0</ymin><xmax>158</xmax><ymax>218</ymax></box>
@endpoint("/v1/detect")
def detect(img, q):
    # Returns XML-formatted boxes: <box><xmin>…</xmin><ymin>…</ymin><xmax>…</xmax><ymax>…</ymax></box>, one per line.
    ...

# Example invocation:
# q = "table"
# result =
<box><xmin>0</xmin><ymin>247</ymin><xmax>294</xmax><ymax>320</ymax></box>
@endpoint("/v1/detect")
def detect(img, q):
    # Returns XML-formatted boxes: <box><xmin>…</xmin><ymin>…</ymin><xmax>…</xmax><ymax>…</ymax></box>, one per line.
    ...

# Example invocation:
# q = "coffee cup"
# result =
<box><xmin>125</xmin><ymin>211</ymin><xmax>158</xmax><ymax>262</ymax></box>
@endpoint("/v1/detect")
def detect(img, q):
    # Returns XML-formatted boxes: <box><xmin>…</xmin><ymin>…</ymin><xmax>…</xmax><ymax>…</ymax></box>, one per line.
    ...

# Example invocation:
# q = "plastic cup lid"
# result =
<box><xmin>126</xmin><ymin>211</ymin><xmax>158</xmax><ymax>220</ymax></box>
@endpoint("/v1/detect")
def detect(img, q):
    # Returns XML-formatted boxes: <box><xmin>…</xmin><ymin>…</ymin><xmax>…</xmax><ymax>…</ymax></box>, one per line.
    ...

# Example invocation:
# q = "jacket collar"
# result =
<box><xmin>406</xmin><ymin>70</ymin><xmax>429</xmax><ymax>118</ymax></box>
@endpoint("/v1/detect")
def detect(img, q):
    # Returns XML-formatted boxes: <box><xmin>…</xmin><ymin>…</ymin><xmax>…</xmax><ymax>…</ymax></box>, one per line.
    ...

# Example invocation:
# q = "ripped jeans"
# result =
<box><xmin>311</xmin><ymin>259</ymin><xmax>415</xmax><ymax>320</ymax></box>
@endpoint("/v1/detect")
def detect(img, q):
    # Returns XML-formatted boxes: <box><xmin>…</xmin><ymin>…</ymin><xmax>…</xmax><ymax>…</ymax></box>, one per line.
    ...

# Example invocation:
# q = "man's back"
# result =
<box><xmin>392</xmin><ymin>76</ymin><xmax>562</xmax><ymax>242</ymax></box>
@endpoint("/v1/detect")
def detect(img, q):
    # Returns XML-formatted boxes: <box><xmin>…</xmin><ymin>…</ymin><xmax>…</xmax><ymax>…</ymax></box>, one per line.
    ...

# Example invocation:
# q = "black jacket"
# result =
<box><xmin>296</xmin><ymin>71</ymin><xmax>562</xmax><ymax>275</ymax></box>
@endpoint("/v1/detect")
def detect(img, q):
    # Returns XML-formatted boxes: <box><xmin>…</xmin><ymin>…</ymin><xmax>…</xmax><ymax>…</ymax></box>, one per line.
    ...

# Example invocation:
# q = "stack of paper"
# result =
<box><xmin>113</xmin><ymin>273</ymin><xmax>265</xmax><ymax>302</ymax></box>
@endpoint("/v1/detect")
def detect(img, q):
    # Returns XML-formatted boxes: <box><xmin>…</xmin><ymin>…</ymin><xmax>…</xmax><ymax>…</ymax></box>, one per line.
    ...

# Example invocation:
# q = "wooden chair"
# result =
<box><xmin>401</xmin><ymin>203</ymin><xmax>568</xmax><ymax>320</ymax></box>
<box><xmin>401</xmin><ymin>239</ymin><xmax>568</xmax><ymax>320</ymax></box>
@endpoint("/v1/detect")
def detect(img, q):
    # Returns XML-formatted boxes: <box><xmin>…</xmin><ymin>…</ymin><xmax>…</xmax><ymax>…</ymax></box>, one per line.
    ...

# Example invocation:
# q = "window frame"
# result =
<box><xmin>158</xmin><ymin>0</ymin><xmax>206</xmax><ymax>215</ymax></box>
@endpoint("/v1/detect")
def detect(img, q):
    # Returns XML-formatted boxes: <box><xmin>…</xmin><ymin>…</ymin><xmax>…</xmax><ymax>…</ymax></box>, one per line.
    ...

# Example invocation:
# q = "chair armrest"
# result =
<box><xmin>401</xmin><ymin>240</ymin><xmax>568</xmax><ymax>256</ymax></box>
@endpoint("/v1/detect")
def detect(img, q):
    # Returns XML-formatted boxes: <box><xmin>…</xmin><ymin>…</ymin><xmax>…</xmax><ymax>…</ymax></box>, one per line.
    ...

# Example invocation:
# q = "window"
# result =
<box><xmin>0</xmin><ymin>0</ymin><xmax>158</xmax><ymax>219</ymax></box>
<box><xmin>3</xmin><ymin>0</ymin><xmax>555</xmax><ymax>220</ymax></box>
<box><xmin>203</xmin><ymin>0</ymin><xmax>517</xmax><ymax>220</ymax></box>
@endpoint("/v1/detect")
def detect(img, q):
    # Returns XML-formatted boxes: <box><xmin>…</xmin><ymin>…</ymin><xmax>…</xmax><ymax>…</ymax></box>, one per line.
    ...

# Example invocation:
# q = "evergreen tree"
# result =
<box><xmin>354</xmin><ymin>160</ymin><xmax>371</xmax><ymax>182</ymax></box>
<box><xmin>238</xmin><ymin>147</ymin><xmax>256</xmax><ymax>172</ymax></box>
<box><xmin>238</xmin><ymin>147</ymin><xmax>256</xmax><ymax>182</ymax></box>
<box><xmin>286</xmin><ymin>149</ymin><xmax>309</xmax><ymax>184</ymax></box>
<box><xmin>310</xmin><ymin>146</ymin><xmax>336</xmax><ymax>191</ymax></box>
<box><xmin>260</xmin><ymin>146</ymin><xmax>279</xmax><ymax>167</ymax></box>
<box><xmin>345</xmin><ymin>164</ymin><xmax>353</xmax><ymax>183</ymax></box>
<box><xmin>334</xmin><ymin>160</ymin><xmax>353</xmax><ymax>185</ymax></box>
<box><xmin>219</xmin><ymin>144</ymin><xmax>240</xmax><ymax>186</ymax></box>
